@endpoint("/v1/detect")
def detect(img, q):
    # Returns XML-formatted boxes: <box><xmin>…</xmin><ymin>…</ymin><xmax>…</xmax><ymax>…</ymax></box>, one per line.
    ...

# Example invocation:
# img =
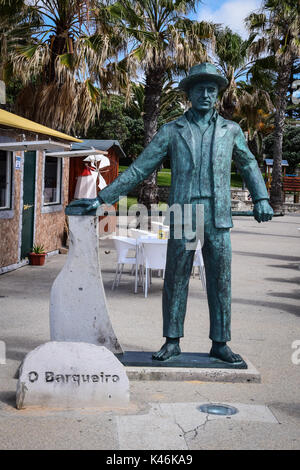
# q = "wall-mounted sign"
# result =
<box><xmin>15</xmin><ymin>156</ymin><xmax>22</xmax><ymax>170</ymax></box>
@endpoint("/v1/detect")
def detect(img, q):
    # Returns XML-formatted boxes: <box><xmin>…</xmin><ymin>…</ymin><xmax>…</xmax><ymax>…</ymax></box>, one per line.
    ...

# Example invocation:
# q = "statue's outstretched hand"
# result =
<box><xmin>67</xmin><ymin>197</ymin><xmax>102</xmax><ymax>214</ymax></box>
<box><xmin>253</xmin><ymin>200</ymin><xmax>274</xmax><ymax>223</ymax></box>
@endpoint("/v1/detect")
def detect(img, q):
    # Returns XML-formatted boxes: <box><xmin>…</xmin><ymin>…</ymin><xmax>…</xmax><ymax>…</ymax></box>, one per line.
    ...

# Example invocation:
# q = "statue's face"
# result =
<box><xmin>188</xmin><ymin>80</ymin><xmax>219</xmax><ymax>112</ymax></box>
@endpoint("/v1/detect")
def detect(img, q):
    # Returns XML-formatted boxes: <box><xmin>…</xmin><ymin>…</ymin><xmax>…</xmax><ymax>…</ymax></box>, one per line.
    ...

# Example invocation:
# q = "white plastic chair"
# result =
<box><xmin>193</xmin><ymin>241</ymin><xmax>206</xmax><ymax>290</ymax></box>
<box><xmin>111</xmin><ymin>236</ymin><xmax>137</xmax><ymax>291</ymax></box>
<box><xmin>141</xmin><ymin>239</ymin><xmax>168</xmax><ymax>297</ymax></box>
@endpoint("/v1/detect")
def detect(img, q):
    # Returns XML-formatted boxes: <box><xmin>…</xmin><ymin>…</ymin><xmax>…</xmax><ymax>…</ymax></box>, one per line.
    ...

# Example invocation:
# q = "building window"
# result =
<box><xmin>44</xmin><ymin>156</ymin><xmax>62</xmax><ymax>205</ymax></box>
<box><xmin>0</xmin><ymin>151</ymin><xmax>12</xmax><ymax>210</ymax></box>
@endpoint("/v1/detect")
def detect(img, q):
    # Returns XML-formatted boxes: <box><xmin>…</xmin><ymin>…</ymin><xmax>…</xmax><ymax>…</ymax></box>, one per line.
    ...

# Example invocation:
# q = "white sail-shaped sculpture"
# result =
<box><xmin>50</xmin><ymin>215</ymin><xmax>123</xmax><ymax>354</ymax></box>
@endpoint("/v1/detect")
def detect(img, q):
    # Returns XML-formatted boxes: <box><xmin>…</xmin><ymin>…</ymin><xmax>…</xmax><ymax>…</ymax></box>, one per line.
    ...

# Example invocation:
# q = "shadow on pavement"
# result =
<box><xmin>233</xmin><ymin>251</ymin><xmax>300</xmax><ymax>262</ymax></box>
<box><xmin>264</xmin><ymin>277</ymin><xmax>300</xmax><ymax>284</ymax></box>
<box><xmin>232</xmin><ymin>230</ymin><xmax>300</xmax><ymax>239</ymax></box>
<box><xmin>267</xmin><ymin>263</ymin><xmax>300</xmax><ymax>270</ymax></box>
<box><xmin>232</xmin><ymin>297</ymin><xmax>300</xmax><ymax>317</ymax></box>
<box><xmin>0</xmin><ymin>391</ymin><xmax>17</xmax><ymax>409</ymax></box>
<box><xmin>2</xmin><ymin>337</ymin><xmax>46</xmax><ymax>362</ymax></box>
<box><xmin>269</xmin><ymin>402</ymin><xmax>300</xmax><ymax>420</ymax></box>
<box><xmin>268</xmin><ymin>291</ymin><xmax>300</xmax><ymax>301</ymax></box>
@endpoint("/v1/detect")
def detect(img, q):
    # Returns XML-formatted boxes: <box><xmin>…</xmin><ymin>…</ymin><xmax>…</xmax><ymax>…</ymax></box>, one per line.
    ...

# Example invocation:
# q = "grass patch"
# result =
<box><xmin>230</xmin><ymin>172</ymin><xmax>243</xmax><ymax>188</ymax></box>
<box><xmin>157</xmin><ymin>169</ymin><xmax>171</xmax><ymax>186</ymax></box>
<box><xmin>119</xmin><ymin>166</ymin><xmax>171</xmax><ymax>186</ymax></box>
<box><xmin>117</xmin><ymin>196</ymin><xmax>168</xmax><ymax>211</ymax></box>
<box><xmin>117</xmin><ymin>196</ymin><xmax>138</xmax><ymax>211</ymax></box>
<box><xmin>119</xmin><ymin>166</ymin><xmax>243</xmax><ymax>188</ymax></box>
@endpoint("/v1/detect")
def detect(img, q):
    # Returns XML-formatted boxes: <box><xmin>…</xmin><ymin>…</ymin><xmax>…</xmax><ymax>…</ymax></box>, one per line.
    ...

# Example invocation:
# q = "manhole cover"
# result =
<box><xmin>198</xmin><ymin>404</ymin><xmax>238</xmax><ymax>416</ymax></box>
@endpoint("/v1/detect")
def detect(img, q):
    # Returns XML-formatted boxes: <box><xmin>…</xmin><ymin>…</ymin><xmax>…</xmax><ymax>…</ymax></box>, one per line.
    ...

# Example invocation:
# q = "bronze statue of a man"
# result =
<box><xmin>69</xmin><ymin>63</ymin><xmax>273</xmax><ymax>364</ymax></box>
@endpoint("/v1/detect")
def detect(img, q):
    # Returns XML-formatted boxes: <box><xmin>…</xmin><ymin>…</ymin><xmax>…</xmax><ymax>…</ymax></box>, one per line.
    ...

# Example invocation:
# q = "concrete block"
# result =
<box><xmin>16</xmin><ymin>342</ymin><xmax>130</xmax><ymax>410</ymax></box>
<box><xmin>125</xmin><ymin>357</ymin><xmax>261</xmax><ymax>383</ymax></box>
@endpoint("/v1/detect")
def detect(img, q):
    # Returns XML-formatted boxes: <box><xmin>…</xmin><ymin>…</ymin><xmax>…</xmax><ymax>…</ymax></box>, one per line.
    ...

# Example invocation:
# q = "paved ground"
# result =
<box><xmin>0</xmin><ymin>213</ymin><xmax>299</xmax><ymax>450</ymax></box>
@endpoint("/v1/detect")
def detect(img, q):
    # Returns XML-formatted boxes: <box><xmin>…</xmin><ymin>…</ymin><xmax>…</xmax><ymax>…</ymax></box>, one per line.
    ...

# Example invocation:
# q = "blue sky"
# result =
<box><xmin>191</xmin><ymin>0</ymin><xmax>263</xmax><ymax>38</ymax></box>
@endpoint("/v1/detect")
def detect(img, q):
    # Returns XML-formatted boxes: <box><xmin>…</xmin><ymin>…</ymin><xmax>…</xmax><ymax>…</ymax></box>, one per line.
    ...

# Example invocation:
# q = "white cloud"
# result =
<box><xmin>198</xmin><ymin>0</ymin><xmax>262</xmax><ymax>38</ymax></box>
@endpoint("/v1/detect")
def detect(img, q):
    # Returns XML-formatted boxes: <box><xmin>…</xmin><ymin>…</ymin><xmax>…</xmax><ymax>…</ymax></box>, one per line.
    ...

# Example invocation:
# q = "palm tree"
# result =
<box><xmin>128</xmin><ymin>78</ymin><xmax>185</xmax><ymax>124</ymax></box>
<box><xmin>11</xmin><ymin>0</ymin><xmax>122</xmax><ymax>134</ymax></box>
<box><xmin>246</xmin><ymin>0</ymin><xmax>300</xmax><ymax>211</ymax></box>
<box><xmin>95</xmin><ymin>0</ymin><xmax>215</xmax><ymax>207</ymax></box>
<box><xmin>213</xmin><ymin>27</ymin><xmax>256</xmax><ymax>120</ymax></box>
<box><xmin>234</xmin><ymin>80</ymin><xmax>274</xmax><ymax>161</ymax></box>
<box><xmin>0</xmin><ymin>0</ymin><xmax>39</xmax><ymax>84</ymax></box>
<box><xmin>159</xmin><ymin>79</ymin><xmax>186</xmax><ymax>124</ymax></box>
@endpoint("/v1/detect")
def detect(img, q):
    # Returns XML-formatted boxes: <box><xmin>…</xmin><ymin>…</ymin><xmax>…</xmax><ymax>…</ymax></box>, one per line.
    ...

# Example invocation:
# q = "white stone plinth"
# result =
<box><xmin>16</xmin><ymin>342</ymin><xmax>130</xmax><ymax>409</ymax></box>
<box><xmin>125</xmin><ymin>356</ymin><xmax>261</xmax><ymax>383</ymax></box>
<box><xmin>50</xmin><ymin>216</ymin><xmax>122</xmax><ymax>354</ymax></box>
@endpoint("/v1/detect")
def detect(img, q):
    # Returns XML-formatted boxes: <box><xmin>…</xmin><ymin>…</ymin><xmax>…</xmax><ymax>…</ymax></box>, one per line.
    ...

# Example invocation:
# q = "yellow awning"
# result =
<box><xmin>0</xmin><ymin>109</ymin><xmax>82</xmax><ymax>143</ymax></box>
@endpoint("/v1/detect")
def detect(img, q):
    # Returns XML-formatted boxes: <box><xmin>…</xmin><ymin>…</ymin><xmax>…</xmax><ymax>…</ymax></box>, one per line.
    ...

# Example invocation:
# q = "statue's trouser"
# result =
<box><xmin>162</xmin><ymin>198</ymin><xmax>232</xmax><ymax>342</ymax></box>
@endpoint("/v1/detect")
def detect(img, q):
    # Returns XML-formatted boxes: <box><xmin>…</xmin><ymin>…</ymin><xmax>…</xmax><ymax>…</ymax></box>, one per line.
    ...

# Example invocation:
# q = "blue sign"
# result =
<box><xmin>15</xmin><ymin>155</ymin><xmax>21</xmax><ymax>170</ymax></box>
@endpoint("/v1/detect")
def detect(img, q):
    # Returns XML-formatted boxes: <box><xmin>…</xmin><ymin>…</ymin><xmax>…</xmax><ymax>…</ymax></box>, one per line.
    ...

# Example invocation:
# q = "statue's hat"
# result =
<box><xmin>179</xmin><ymin>63</ymin><xmax>228</xmax><ymax>92</ymax></box>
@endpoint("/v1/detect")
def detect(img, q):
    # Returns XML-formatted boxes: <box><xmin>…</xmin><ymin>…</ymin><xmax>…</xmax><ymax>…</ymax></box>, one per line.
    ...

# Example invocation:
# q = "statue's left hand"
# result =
<box><xmin>253</xmin><ymin>200</ymin><xmax>274</xmax><ymax>223</ymax></box>
<box><xmin>67</xmin><ymin>197</ymin><xmax>101</xmax><ymax>214</ymax></box>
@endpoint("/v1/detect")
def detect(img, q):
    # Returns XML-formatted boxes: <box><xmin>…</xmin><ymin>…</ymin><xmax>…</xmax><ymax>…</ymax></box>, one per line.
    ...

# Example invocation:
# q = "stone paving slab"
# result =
<box><xmin>116</xmin><ymin>401</ymin><xmax>278</xmax><ymax>450</ymax></box>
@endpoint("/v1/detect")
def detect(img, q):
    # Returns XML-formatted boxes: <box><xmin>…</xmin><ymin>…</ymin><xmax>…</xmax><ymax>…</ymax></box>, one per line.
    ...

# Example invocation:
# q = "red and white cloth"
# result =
<box><xmin>74</xmin><ymin>166</ymin><xmax>98</xmax><ymax>199</ymax></box>
<box><xmin>74</xmin><ymin>155</ymin><xmax>111</xmax><ymax>199</ymax></box>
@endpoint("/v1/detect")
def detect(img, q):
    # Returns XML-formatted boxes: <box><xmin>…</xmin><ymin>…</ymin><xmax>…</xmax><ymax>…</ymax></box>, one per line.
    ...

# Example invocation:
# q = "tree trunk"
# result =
<box><xmin>219</xmin><ymin>72</ymin><xmax>237</xmax><ymax>120</ymax></box>
<box><xmin>47</xmin><ymin>34</ymin><xmax>69</xmax><ymax>83</ymax></box>
<box><xmin>138</xmin><ymin>65</ymin><xmax>165</xmax><ymax>209</ymax></box>
<box><xmin>270</xmin><ymin>59</ymin><xmax>293</xmax><ymax>212</ymax></box>
<box><xmin>219</xmin><ymin>90</ymin><xmax>236</xmax><ymax>120</ymax></box>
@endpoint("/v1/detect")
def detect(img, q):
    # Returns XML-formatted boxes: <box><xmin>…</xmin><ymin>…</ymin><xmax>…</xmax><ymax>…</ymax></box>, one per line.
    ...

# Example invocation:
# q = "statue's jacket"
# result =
<box><xmin>99</xmin><ymin>110</ymin><xmax>269</xmax><ymax>229</ymax></box>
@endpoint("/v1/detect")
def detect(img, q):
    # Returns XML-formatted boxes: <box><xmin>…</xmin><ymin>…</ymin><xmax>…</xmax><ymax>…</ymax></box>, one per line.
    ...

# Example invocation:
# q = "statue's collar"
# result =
<box><xmin>189</xmin><ymin>107</ymin><xmax>218</xmax><ymax>126</ymax></box>
<box><xmin>175</xmin><ymin>108</ymin><xmax>225</xmax><ymax>128</ymax></box>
